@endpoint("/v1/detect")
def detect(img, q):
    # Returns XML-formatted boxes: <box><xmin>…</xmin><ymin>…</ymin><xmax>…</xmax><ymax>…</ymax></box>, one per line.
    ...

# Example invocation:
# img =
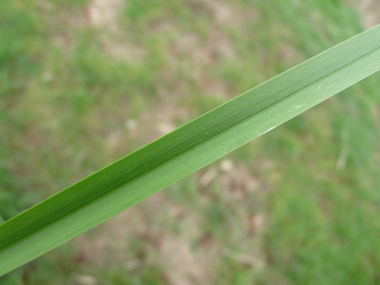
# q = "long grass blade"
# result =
<box><xmin>1</xmin><ymin>25</ymin><xmax>380</xmax><ymax>276</ymax></box>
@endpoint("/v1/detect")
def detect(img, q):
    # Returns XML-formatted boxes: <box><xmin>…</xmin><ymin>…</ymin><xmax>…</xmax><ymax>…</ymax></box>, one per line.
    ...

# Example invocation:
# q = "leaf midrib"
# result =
<box><xmin>1</xmin><ymin>43</ymin><xmax>379</xmax><ymax>255</ymax></box>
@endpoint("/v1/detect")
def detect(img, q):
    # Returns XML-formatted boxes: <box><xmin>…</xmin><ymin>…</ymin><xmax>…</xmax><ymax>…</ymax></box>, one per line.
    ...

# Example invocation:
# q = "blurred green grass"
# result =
<box><xmin>1</xmin><ymin>0</ymin><xmax>380</xmax><ymax>284</ymax></box>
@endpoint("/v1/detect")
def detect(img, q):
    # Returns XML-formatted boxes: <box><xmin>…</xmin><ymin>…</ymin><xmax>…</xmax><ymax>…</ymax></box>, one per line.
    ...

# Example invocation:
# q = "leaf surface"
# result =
<box><xmin>1</xmin><ymin>25</ymin><xmax>380</xmax><ymax>276</ymax></box>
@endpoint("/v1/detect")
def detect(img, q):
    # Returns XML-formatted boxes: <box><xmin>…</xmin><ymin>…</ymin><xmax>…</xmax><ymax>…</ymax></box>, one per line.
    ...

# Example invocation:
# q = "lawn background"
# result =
<box><xmin>1</xmin><ymin>0</ymin><xmax>380</xmax><ymax>284</ymax></box>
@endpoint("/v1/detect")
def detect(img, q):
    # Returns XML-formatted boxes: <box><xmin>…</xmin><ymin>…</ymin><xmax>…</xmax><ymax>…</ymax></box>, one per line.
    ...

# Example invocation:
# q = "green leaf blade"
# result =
<box><xmin>1</xmin><ymin>25</ymin><xmax>380</xmax><ymax>276</ymax></box>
